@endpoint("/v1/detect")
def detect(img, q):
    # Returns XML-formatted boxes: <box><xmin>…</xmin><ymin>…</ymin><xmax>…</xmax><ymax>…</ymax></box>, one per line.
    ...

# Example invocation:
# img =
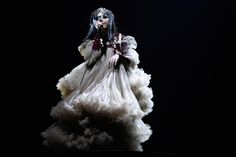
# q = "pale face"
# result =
<box><xmin>94</xmin><ymin>11</ymin><xmax>109</xmax><ymax>29</ymax></box>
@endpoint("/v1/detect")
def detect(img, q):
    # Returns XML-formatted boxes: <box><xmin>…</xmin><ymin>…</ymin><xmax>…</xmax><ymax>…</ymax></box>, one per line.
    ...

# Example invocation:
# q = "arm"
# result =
<box><xmin>108</xmin><ymin>35</ymin><xmax>140</xmax><ymax>68</ymax></box>
<box><xmin>78</xmin><ymin>40</ymin><xmax>93</xmax><ymax>60</ymax></box>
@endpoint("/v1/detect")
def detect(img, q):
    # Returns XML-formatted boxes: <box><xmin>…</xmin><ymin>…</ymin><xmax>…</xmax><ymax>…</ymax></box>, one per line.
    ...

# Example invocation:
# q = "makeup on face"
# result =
<box><xmin>94</xmin><ymin>11</ymin><xmax>109</xmax><ymax>29</ymax></box>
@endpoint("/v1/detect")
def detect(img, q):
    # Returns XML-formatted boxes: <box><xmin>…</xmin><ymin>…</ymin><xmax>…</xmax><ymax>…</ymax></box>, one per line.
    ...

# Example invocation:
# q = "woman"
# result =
<box><xmin>42</xmin><ymin>7</ymin><xmax>154</xmax><ymax>152</ymax></box>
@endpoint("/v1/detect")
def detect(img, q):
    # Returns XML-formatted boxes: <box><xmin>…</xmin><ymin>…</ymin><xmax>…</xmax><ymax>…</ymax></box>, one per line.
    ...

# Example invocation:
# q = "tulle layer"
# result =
<box><xmin>42</xmin><ymin>36</ymin><xmax>154</xmax><ymax>151</ymax></box>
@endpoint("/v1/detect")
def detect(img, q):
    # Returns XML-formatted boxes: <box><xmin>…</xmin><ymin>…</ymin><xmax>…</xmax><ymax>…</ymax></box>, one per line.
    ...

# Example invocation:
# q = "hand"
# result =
<box><xmin>95</xmin><ymin>22</ymin><xmax>102</xmax><ymax>29</ymax></box>
<box><xmin>108</xmin><ymin>54</ymin><xmax>119</xmax><ymax>68</ymax></box>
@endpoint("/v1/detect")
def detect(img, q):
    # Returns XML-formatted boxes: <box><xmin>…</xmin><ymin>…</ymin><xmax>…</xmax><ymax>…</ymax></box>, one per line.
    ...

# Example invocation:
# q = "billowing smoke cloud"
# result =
<box><xmin>41</xmin><ymin>111</ymin><xmax>152</xmax><ymax>151</ymax></box>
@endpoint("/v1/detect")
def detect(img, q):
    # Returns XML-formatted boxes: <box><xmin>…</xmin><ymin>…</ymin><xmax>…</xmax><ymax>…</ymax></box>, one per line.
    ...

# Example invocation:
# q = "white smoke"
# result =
<box><xmin>41</xmin><ymin>112</ymin><xmax>152</xmax><ymax>152</ymax></box>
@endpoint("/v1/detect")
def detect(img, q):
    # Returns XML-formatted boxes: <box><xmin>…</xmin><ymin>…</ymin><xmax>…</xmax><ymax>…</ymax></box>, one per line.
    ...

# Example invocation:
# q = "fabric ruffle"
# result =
<box><xmin>42</xmin><ymin>35</ymin><xmax>154</xmax><ymax>151</ymax></box>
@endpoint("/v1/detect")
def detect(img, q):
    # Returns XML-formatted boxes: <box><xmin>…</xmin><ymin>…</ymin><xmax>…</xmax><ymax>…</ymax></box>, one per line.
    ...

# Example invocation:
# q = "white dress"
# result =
<box><xmin>42</xmin><ymin>34</ymin><xmax>154</xmax><ymax>151</ymax></box>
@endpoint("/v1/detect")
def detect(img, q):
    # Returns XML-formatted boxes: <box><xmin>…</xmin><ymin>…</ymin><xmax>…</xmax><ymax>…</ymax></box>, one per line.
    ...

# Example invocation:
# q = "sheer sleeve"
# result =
<box><xmin>78</xmin><ymin>40</ymin><xmax>93</xmax><ymax>60</ymax></box>
<box><xmin>120</xmin><ymin>36</ymin><xmax>140</xmax><ymax>68</ymax></box>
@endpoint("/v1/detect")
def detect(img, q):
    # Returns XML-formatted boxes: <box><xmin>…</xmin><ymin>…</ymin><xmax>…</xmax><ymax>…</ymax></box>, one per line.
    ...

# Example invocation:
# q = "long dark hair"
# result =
<box><xmin>83</xmin><ymin>8</ymin><xmax>118</xmax><ymax>41</ymax></box>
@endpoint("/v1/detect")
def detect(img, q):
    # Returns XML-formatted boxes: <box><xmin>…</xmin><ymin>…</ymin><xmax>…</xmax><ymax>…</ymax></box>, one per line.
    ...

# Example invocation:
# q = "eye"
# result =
<box><xmin>103</xmin><ymin>15</ymin><xmax>108</xmax><ymax>19</ymax></box>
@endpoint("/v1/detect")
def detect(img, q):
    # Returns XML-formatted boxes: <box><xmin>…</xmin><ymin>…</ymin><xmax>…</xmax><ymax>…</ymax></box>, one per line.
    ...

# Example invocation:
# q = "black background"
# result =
<box><xmin>8</xmin><ymin>0</ymin><xmax>232</xmax><ymax>156</ymax></box>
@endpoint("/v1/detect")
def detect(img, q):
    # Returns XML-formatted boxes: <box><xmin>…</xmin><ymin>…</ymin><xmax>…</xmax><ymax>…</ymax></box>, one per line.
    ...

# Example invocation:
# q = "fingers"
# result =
<box><xmin>108</xmin><ymin>59</ymin><xmax>112</xmax><ymax>68</ymax></box>
<box><xmin>114</xmin><ymin>58</ymin><xmax>118</xmax><ymax>66</ymax></box>
<box><xmin>95</xmin><ymin>22</ymin><xmax>101</xmax><ymax>29</ymax></box>
<box><xmin>108</xmin><ymin>54</ymin><xmax>119</xmax><ymax>68</ymax></box>
<box><xmin>108</xmin><ymin>58</ymin><xmax>112</xmax><ymax>68</ymax></box>
<box><xmin>110</xmin><ymin>58</ymin><xmax>115</xmax><ymax>68</ymax></box>
<box><xmin>108</xmin><ymin>58</ymin><xmax>118</xmax><ymax>68</ymax></box>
